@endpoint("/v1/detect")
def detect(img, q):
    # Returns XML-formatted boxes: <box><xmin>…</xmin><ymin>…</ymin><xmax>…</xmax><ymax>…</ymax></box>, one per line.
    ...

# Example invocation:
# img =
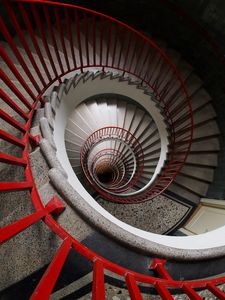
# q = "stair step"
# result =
<box><xmin>117</xmin><ymin>100</ymin><xmax>127</xmax><ymax>128</ymax></box>
<box><xmin>186</xmin><ymin>153</ymin><xmax>218</xmax><ymax>167</ymax></box>
<box><xmin>174</xmin><ymin>174</ymin><xmax>209</xmax><ymax>196</ymax></box>
<box><xmin>168</xmin><ymin>182</ymin><xmax>200</xmax><ymax>204</ymax></box>
<box><xmin>191</xmin><ymin>88</ymin><xmax>212</xmax><ymax>110</ymax></box>
<box><xmin>191</xmin><ymin>137</ymin><xmax>220</xmax><ymax>152</ymax></box>
<box><xmin>180</xmin><ymin>165</ymin><xmax>214</xmax><ymax>182</ymax></box>
<box><xmin>192</xmin><ymin>120</ymin><xmax>220</xmax><ymax>140</ymax></box>
<box><xmin>193</xmin><ymin>104</ymin><xmax>217</xmax><ymax>125</ymax></box>
<box><xmin>67</xmin><ymin>119</ymin><xmax>90</xmax><ymax>140</ymax></box>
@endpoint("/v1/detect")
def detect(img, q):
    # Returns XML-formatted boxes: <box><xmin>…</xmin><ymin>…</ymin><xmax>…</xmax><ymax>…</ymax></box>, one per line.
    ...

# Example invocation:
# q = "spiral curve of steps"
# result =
<box><xmin>0</xmin><ymin>1</ymin><xmax>225</xmax><ymax>299</ymax></box>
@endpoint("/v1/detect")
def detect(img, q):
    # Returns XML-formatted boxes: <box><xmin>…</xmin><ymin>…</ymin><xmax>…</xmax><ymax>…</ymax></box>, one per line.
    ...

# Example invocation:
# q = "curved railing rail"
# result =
<box><xmin>1</xmin><ymin>0</ymin><xmax>193</xmax><ymax>199</ymax></box>
<box><xmin>90</xmin><ymin>149</ymin><xmax>134</xmax><ymax>190</ymax></box>
<box><xmin>80</xmin><ymin>126</ymin><xmax>144</xmax><ymax>200</ymax></box>
<box><xmin>2</xmin><ymin>1</ymin><xmax>224</xmax><ymax>299</ymax></box>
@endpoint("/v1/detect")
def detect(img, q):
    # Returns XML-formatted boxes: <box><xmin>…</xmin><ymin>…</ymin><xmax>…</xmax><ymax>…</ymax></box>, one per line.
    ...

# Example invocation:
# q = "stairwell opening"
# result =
<box><xmin>1</xmin><ymin>1</ymin><xmax>225</xmax><ymax>299</ymax></box>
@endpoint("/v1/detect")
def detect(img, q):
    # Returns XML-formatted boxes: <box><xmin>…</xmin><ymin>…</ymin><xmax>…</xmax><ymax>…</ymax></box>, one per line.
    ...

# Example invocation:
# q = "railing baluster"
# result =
<box><xmin>0</xmin><ymin>153</ymin><xmax>27</xmax><ymax>166</ymax></box>
<box><xmin>207</xmin><ymin>283</ymin><xmax>225</xmax><ymax>300</ymax></box>
<box><xmin>19</xmin><ymin>2</ymin><xmax>52</xmax><ymax>82</ymax></box>
<box><xmin>150</xmin><ymin>259</ymin><xmax>173</xmax><ymax>280</ymax></box>
<box><xmin>4</xmin><ymin>1</ymin><xmax>46</xmax><ymax>88</ymax></box>
<box><xmin>31</xmin><ymin>238</ymin><xmax>71</xmax><ymax>300</ymax></box>
<box><xmin>0</xmin><ymin>181</ymin><xmax>32</xmax><ymax>192</ymax></box>
<box><xmin>0</xmin><ymin>17</ymin><xmax>41</xmax><ymax>94</ymax></box>
<box><xmin>0</xmin><ymin>108</ymin><xmax>26</xmax><ymax>133</ymax></box>
<box><xmin>0</xmin><ymin>208</ymin><xmax>46</xmax><ymax>244</ymax></box>
<box><xmin>55</xmin><ymin>6</ymin><xmax>70</xmax><ymax>72</ymax></box>
<box><xmin>92</xmin><ymin>259</ymin><xmax>106</xmax><ymax>300</ymax></box>
<box><xmin>64</xmin><ymin>7</ymin><xmax>77</xmax><ymax>69</ymax></box>
<box><xmin>43</xmin><ymin>5</ymin><xmax>64</xmax><ymax>74</ymax></box>
<box><xmin>84</xmin><ymin>11</ymin><xmax>90</xmax><ymax>66</ymax></box>
<box><xmin>105</xmin><ymin>21</ymin><xmax>112</xmax><ymax>67</ymax></box>
<box><xmin>111</xmin><ymin>24</ymin><xmax>119</xmax><ymax>68</ymax></box>
<box><xmin>0</xmin><ymin>70</ymin><xmax>32</xmax><ymax>110</ymax></box>
<box><xmin>0</xmin><ymin>47</ymin><xmax>37</xmax><ymax>102</ymax></box>
<box><xmin>155</xmin><ymin>282</ymin><xmax>174</xmax><ymax>300</ymax></box>
<box><xmin>123</xmin><ymin>31</ymin><xmax>134</xmax><ymax>71</ymax></box>
<box><xmin>182</xmin><ymin>284</ymin><xmax>203</xmax><ymax>300</ymax></box>
<box><xmin>117</xmin><ymin>28</ymin><xmax>126</xmax><ymax>69</ymax></box>
<box><xmin>92</xmin><ymin>13</ymin><xmax>96</xmax><ymax>66</ymax></box>
<box><xmin>125</xmin><ymin>273</ymin><xmax>143</xmax><ymax>300</ymax></box>
<box><xmin>133</xmin><ymin>39</ymin><xmax>146</xmax><ymax>75</ymax></box>
<box><xmin>99</xmin><ymin>16</ymin><xmax>104</xmax><ymax>68</ymax></box>
<box><xmin>0</xmin><ymin>129</ymin><xmax>25</xmax><ymax>148</ymax></box>
<box><xmin>31</xmin><ymin>3</ymin><xmax>61</xmax><ymax>83</ymax></box>
<box><xmin>0</xmin><ymin>89</ymin><xmax>28</xmax><ymax>121</ymax></box>
<box><xmin>138</xmin><ymin>44</ymin><xmax>151</xmax><ymax>78</ymax></box>
<box><xmin>74</xmin><ymin>10</ymin><xmax>83</xmax><ymax>72</ymax></box>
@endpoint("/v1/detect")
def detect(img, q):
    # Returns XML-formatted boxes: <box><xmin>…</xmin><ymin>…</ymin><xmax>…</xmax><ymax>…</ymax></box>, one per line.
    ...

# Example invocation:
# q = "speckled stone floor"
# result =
<box><xmin>97</xmin><ymin>194</ymin><xmax>191</xmax><ymax>234</ymax></box>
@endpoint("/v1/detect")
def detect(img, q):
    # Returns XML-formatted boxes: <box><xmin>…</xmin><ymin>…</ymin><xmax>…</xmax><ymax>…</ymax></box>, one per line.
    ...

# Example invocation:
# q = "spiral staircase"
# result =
<box><xmin>0</xmin><ymin>1</ymin><xmax>225</xmax><ymax>299</ymax></box>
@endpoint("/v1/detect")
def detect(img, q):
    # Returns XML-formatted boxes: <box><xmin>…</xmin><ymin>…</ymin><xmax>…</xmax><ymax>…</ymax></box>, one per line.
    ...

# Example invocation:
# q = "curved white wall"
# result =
<box><xmin>53</xmin><ymin>73</ymin><xmax>225</xmax><ymax>251</ymax></box>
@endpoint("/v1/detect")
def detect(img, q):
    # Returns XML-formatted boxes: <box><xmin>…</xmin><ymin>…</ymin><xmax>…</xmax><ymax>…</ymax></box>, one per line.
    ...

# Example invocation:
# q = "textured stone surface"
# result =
<box><xmin>49</xmin><ymin>168</ymin><xmax>225</xmax><ymax>261</ymax></box>
<box><xmin>31</xmin><ymin>108</ymin><xmax>44</xmax><ymax>127</ymax></box>
<box><xmin>39</xmin><ymin>182</ymin><xmax>93</xmax><ymax>242</ymax></box>
<box><xmin>0</xmin><ymin>220</ymin><xmax>61</xmax><ymax>291</ymax></box>
<box><xmin>40</xmin><ymin>138</ymin><xmax>68</xmax><ymax>178</ymax></box>
<box><xmin>97</xmin><ymin>195</ymin><xmax>189</xmax><ymax>234</ymax></box>
<box><xmin>40</xmin><ymin>117</ymin><xmax>56</xmax><ymax>150</ymax></box>
<box><xmin>29</xmin><ymin>147</ymin><xmax>50</xmax><ymax>189</ymax></box>
<box><xmin>0</xmin><ymin>190</ymin><xmax>34</xmax><ymax>228</ymax></box>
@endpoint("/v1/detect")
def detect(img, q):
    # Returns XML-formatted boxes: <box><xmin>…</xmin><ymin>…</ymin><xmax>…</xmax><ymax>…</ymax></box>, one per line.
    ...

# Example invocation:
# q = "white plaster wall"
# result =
<box><xmin>53</xmin><ymin>75</ymin><xmax>225</xmax><ymax>250</ymax></box>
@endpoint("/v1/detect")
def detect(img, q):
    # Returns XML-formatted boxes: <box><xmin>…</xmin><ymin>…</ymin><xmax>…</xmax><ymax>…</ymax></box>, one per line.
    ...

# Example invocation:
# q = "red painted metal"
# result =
<box><xmin>83</xmin><ymin>12</ymin><xmax>90</xmax><ymax>67</ymax></box>
<box><xmin>0</xmin><ymin>47</ymin><xmax>37</xmax><ymax>101</ymax></box>
<box><xmin>18</xmin><ymin>2</ymin><xmax>52</xmax><ymax>82</ymax></box>
<box><xmin>0</xmin><ymin>70</ymin><xmax>33</xmax><ymax>110</ymax></box>
<box><xmin>0</xmin><ymin>89</ymin><xmax>29</xmax><ymax>120</ymax></box>
<box><xmin>64</xmin><ymin>7</ymin><xmax>77</xmax><ymax>69</ymax></box>
<box><xmin>1</xmin><ymin>0</ymin><xmax>224</xmax><ymax>299</ymax></box>
<box><xmin>0</xmin><ymin>16</ymin><xmax>41</xmax><ymax>93</ymax></box>
<box><xmin>154</xmin><ymin>282</ymin><xmax>174</xmax><ymax>300</ymax></box>
<box><xmin>150</xmin><ymin>259</ymin><xmax>173</xmax><ymax>280</ymax></box>
<box><xmin>207</xmin><ymin>283</ymin><xmax>225</xmax><ymax>300</ymax></box>
<box><xmin>55</xmin><ymin>7</ymin><xmax>71</xmax><ymax>71</ymax></box>
<box><xmin>92</xmin><ymin>259</ymin><xmax>106</xmax><ymax>300</ymax></box>
<box><xmin>92</xmin><ymin>13</ymin><xmax>97</xmax><ymax>66</ymax></box>
<box><xmin>182</xmin><ymin>284</ymin><xmax>203</xmax><ymax>300</ymax></box>
<box><xmin>43</xmin><ymin>5</ymin><xmax>64</xmax><ymax>75</ymax></box>
<box><xmin>0</xmin><ymin>108</ymin><xmax>26</xmax><ymax>133</ymax></box>
<box><xmin>31</xmin><ymin>238</ymin><xmax>71</xmax><ymax>300</ymax></box>
<box><xmin>4</xmin><ymin>1</ymin><xmax>46</xmax><ymax>87</ymax></box>
<box><xmin>0</xmin><ymin>181</ymin><xmax>32</xmax><ymax>192</ymax></box>
<box><xmin>31</xmin><ymin>3</ymin><xmax>61</xmax><ymax>82</ymax></box>
<box><xmin>0</xmin><ymin>153</ymin><xmax>27</xmax><ymax>166</ymax></box>
<box><xmin>74</xmin><ymin>10</ymin><xmax>83</xmax><ymax>72</ymax></box>
<box><xmin>0</xmin><ymin>197</ymin><xmax>65</xmax><ymax>244</ymax></box>
<box><xmin>80</xmin><ymin>126</ymin><xmax>145</xmax><ymax>201</ymax></box>
<box><xmin>0</xmin><ymin>129</ymin><xmax>25</xmax><ymax>148</ymax></box>
<box><xmin>125</xmin><ymin>273</ymin><xmax>143</xmax><ymax>300</ymax></box>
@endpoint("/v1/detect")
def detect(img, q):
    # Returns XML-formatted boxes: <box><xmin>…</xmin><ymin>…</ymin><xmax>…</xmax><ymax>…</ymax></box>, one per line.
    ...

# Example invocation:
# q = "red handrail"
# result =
<box><xmin>2</xmin><ymin>1</ymin><xmax>224</xmax><ymax>299</ymax></box>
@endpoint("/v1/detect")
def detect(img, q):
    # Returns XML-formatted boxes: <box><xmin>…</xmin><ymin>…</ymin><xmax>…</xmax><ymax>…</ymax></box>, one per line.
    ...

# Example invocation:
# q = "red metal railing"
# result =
<box><xmin>1</xmin><ymin>0</ymin><xmax>194</xmax><ymax>199</ymax></box>
<box><xmin>90</xmin><ymin>148</ymin><xmax>132</xmax><ymax>189</ymax></box>
<box><xmin>1</xmin><ymin>0</ymin><xmax>225</xmax><ymax>299</ymax></box>
<box><xmin>80</xmin><ymin>127</ymin><xmax>144</xmax><ymax>197</ymax></box>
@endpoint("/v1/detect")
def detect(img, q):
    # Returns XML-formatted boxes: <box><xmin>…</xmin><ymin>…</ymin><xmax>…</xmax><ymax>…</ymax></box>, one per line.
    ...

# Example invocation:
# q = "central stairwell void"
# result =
<box><xmin>0</xmin><ymin>1</ymin><xmax>225</xmax><ymax>299</ymax></box>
